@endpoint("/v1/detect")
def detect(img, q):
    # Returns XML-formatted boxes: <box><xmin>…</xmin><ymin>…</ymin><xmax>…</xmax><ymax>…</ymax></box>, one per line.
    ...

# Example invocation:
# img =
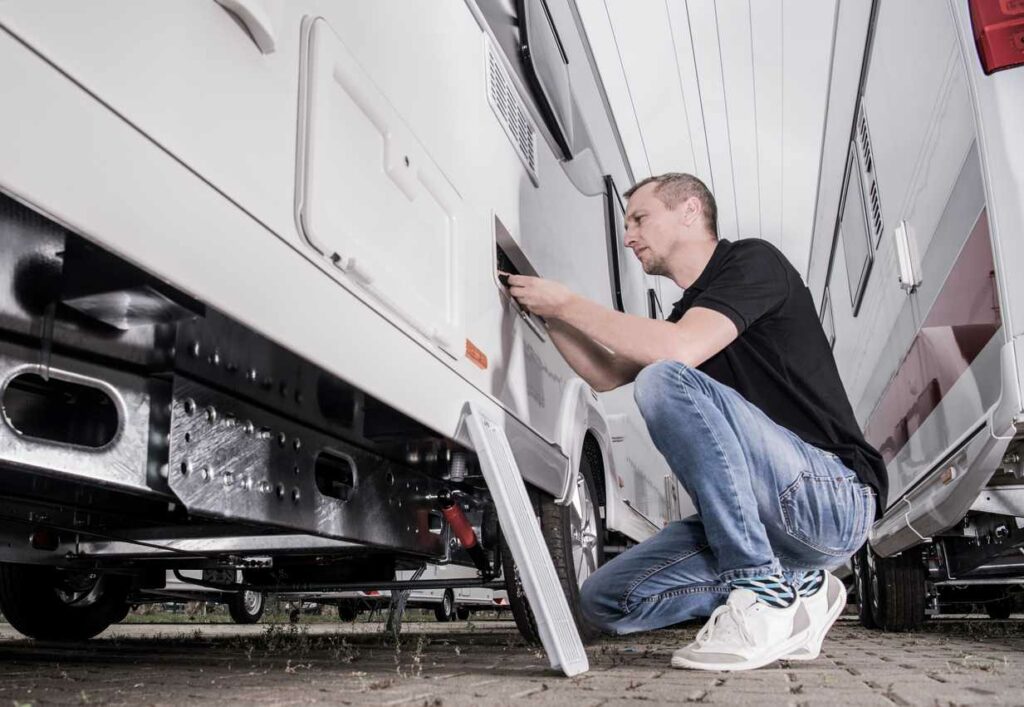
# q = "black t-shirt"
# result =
<box><xmin>667</xmin><ymin>238</ymin><xmax>887</xmax><ymax>513</ymax></box>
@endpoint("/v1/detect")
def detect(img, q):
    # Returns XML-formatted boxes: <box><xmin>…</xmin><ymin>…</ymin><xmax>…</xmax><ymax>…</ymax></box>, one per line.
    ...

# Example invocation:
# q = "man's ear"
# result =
<box><xmin>682</xmin><ymin>196</ymin><xmax>702</xmax><ymax>227</ymax></box>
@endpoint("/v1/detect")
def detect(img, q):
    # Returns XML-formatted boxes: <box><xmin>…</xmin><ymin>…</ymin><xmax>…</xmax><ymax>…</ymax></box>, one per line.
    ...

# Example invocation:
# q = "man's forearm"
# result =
<box><xmin>556</xmin><ymin>294</ymin><xmax>687</xmax><ymax>367</ymax></box>
<box><xmin>546</xmin><ymin>319</ymin><xmax>637</xmax><ymax>392</ymax></box>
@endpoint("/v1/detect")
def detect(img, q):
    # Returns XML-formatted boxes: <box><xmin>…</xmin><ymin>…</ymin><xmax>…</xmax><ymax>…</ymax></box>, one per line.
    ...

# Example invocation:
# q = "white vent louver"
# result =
<box><xmin>485</xmin><ymin>37</ymin><xmax>539</xmax><ymax>184</ymax></box>
<box><xmin>856</xmin><ymin>107</ymin><xmax>884</xmax><ymax>247</ymax></box>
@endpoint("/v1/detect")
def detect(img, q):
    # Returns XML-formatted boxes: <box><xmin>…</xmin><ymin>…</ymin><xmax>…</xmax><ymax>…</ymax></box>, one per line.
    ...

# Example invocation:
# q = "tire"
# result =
<box><xmin>0</xmin><ymin>563</ymin><xmax>131</xmax><ymax>641</ymax></box>
<box><xmin>868</xmin><ymin>545</ymin><xmax>927</xmax><ymax>631</ymax></box>
<box><xmin>456</xmin><ymin>606</ymin><xmax>471</xmax><ymax>621</ymax></box>
<box><xmin>228</xmin><ymin>590</ymin><xmax>264</xmax><ymax>624</ymax></box>
<box><xmin>337</xmin><ymin>600</ymin><xmax>360</xmax><ymax>622</ymax></box>
<box><xmin>504</xmin><ymin>445</ymin><xmax>605</xmax><ymax>644</ymax></box>
<box><xmin>852</xmin><ymin>545</ymin><xmax>877</xmax><ymax>629</ymax></box>
<box><xmin>433</xmin><ymin>589</ymin><xmax>455</xmax><ymax>622</ymax></box>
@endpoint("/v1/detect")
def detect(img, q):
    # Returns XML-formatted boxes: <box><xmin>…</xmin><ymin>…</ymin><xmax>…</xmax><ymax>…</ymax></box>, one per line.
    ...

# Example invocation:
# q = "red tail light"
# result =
<box><xmin>969</xmin><ymin>0</ymin><xmax>1024</xmax><ymax>74</ymax></box>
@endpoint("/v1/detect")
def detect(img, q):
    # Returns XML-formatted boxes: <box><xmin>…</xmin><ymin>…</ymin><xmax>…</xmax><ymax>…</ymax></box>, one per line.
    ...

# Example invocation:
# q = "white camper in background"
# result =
<box><xmin>0</xmin><ymin>0</ymin><xmax>688</xmax><ymax>670</ymax></box>
<box><xmin>807</xmin><ymin>0</ymin><xmax>1024</xmax><ymax>628</ymax></box>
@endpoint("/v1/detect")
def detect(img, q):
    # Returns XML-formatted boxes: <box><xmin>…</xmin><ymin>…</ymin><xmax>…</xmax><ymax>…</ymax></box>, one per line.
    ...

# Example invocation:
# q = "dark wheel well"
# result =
<box><xmin>583</xmin><ymin>433</ymin><xmax>606</xmax><ymax>510</ymax></box>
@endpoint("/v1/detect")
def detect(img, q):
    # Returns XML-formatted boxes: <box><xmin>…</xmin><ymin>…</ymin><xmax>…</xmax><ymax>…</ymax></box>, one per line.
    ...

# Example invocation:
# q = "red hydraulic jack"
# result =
<box><xmin>438</xmin><ymin>491</ymin><xmax>492</xmax><ymax>579</ymax></box>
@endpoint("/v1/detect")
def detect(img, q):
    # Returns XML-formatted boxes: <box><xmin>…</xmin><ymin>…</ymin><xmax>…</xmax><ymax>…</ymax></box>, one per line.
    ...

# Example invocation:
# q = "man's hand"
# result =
<box><xmin>504</xmin><ymin>273</ymin><xmax>576</xmax><ymax>319</ymax></box>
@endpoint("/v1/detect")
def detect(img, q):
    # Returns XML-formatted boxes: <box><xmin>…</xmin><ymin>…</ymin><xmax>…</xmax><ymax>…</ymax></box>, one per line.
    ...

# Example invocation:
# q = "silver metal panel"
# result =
<box><xmin>970</xmin><ymin>487</ymin><xmax>1024</xmax><ymax>517</ymax></box>
<box><xmin>167</xmin><ymin>377</ymin><xmax>445</xmax><ymax>556</ymax></box>
<box><xmin>871</xmin><ymin>413</ymin><xmax>1012</xmax><ymax>558</ymax></box>
<box><xmin>0</xmin><ymin>341</ymin><xmax>159</xmax><ymax>496</ymax></box>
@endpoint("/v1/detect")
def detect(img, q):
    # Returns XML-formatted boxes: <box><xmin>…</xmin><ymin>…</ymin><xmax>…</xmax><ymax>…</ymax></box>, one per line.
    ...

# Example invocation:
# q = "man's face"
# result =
<box><xmin>624</xmin><ymin>183</ymin><xmax>693</xmax><ymax>276</ymax></box>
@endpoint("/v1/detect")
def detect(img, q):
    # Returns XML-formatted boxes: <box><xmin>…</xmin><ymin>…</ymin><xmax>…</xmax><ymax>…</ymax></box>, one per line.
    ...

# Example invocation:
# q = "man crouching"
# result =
<box><xmin>506</xmin><ymin>173</ymin><xmax>885</xmax><ymax>671</ymax></box>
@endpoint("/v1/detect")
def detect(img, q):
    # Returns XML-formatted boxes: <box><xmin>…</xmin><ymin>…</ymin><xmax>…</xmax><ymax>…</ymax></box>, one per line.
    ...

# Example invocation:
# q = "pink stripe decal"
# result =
<box><xmin>864</xmin><ymin>210</ymin><xmax>1000</xmax><ymax>465</ymax></box>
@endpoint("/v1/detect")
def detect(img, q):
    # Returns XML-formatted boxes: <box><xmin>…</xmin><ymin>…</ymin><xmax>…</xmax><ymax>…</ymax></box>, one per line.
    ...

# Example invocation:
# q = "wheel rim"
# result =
<box><xmin>569</xmin><ymin>467</ymin><xmax>599</xmax><ymax>587</ymax></box>
<box><xmin>867</xmin><ymin>546</ymin><xmax>881</xmax><ymax>619</ymax></box>
<box><xmin>443</xmin><ymin>592</ymin><xmax>452</xmax><ymax>615</ymax></box>
<box><xmin>242</xmin><ymin>591</ymin><xmax>262</xmax><ymax>616</ymax></box>
<box><xmin>54</xmin><ymin>572</ymin><xmax>104</xmax><ymax>608</ymax></box>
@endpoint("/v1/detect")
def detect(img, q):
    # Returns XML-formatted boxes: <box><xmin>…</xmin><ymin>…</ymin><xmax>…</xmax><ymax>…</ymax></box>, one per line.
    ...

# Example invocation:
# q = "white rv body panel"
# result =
<box><xmin>808</xmin><ymin>0</ymin><xmax>1024</xmax><ymax>559</ymax></box>
<box><xmin>0</xmin><ymin>1</ymin><xmax>679</xmax><ymax>540</ymax></box>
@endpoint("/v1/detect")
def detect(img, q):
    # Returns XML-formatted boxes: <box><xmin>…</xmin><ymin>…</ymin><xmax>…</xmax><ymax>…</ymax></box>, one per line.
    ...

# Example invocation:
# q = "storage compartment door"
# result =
<box><xmin>298</xmin><ymin>18</ymin><xmax>463</xmax><ymax>357</ymax></box>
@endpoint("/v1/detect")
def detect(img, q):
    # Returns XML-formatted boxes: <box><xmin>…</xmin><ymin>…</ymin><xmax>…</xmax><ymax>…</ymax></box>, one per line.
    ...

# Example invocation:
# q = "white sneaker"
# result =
<box><xmin>670</xmin><ymin>588</ymin><xmax>812</xmax><ymax>671</ymax></box>
<box><xmin>786</xmin><ymin>572</ymin><xmax>846</xmax><ymax>661</ymax></box>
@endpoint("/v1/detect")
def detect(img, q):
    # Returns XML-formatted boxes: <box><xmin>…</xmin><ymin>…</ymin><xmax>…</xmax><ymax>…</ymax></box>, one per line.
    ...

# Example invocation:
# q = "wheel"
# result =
<box><xmin>852</xmin><ymin>544</ymin><xmax>877</xmax><ymax>629</ymax></box>
<box><xmin>504</xmin><ymin>444</ymin><xmax>605</xmax><ymax>644</ymax></box>
<box><xmin>868</xmin><ymin>545</ymin><xmax>927</xmax><ymax>631</ymax></box>
<box><xmin>433</xmin><ymin>589</ymin><xmax>455</xmax><ymax>622</ymax></box>
<box><xmin>227</xmin><ymin>590</ymin><xmax>264</xmax><ymax>624</ymax></box>
<box><xmin>456</xmin><ymin>605</ymin><xmax>471</xmax><ymax>621</ymax></box>
<box><xmin>337</xmin><ymin>600</ymin><xmax>360</xmax><ymax>622</ymax></box>
<box><xmin>0</xmin><ymin>563</ymin><xmax>131</xmax><ymax>640</ymax></box>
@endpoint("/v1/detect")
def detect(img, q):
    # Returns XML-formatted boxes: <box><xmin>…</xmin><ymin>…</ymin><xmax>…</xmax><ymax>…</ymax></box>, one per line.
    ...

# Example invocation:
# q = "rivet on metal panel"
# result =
<box><xmin>291</xmin><ymin>488</ymin><xmax>300</xmax><ymax>503</ymax></box>
<box><xmin>246</xmin><ymin>368</ymin><xmax>258</xmax><ymax>383</ymax></box>
<box><xmin>293</xmin><ymin>438</ymin><xmax>302</xmax><ymax>451</ymax></box>
<box><xmin>293</xmin><ymin>465</ymin><xmax>300</xmax><ymax>476</ymax></box>
<box><xmin>180</xmin><ymin>461</ymin><xmax>191</xmax><ymax>476</ymax></box>
<box><xmin>210</xmin><ymin>350</ymin><xmax>221</xmax><ymax>366</ymax></box>
<box><xmin>206</xmin><ymin>407</ymin><xmax>218</xmax><ymax>424</ymax></box>
<box><xmin>243</xmin><ymin>421</ymin><xmax>255</xmax><ymax>435</ymax></box>
<box><xmin>278</xmin><ymin>432</ymin><xmax>287</xmax><ymax>448</ymax></box>
<box><xmin>258</xmin><ymin>480</ymin><xmax>271</xmax><ymax>494</ymax></box>
<box><xmin>183</xmin><ymin>399</ymin><xmax>196</xmax><ymax>416</ymax></box>
<box><xmin>184</xmin><ymin>432</ymin><xmax>192</xmax><ymax>444</ymax></box>
<box><xmin>242</xmin><ymin>476</ymin><xmax>253</xmax><ymax>491</ymax></box>
<box><xmin>201</xmin><ymin>466</ymin><xmax>212</xmax><ymax>482</ymax></box>
<box><xmin>223</xmin><ymin>471</ymin><xmax>234</xmax><ymax>487</ymax></box>
<box><xmin>190</xmin><ymin>341</ymin><xmax>201</xmax><ymax>358</ymax></box>
<box><xmin>386</xmin><ymin>472</ymin><xmax>395</xmax><ymax>486</ymax></box>
<box><xmin>275</xmin><ymin>483</ymin><xmax>285</xmax><ymax>499</ymax></box>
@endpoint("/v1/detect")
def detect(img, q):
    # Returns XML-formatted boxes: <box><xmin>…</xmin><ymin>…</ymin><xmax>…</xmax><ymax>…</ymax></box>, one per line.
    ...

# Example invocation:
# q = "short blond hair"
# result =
<box><xmin>624</xmin><ymin>173</ymin><xmax>718</xmax><ymax>237</ymax></box>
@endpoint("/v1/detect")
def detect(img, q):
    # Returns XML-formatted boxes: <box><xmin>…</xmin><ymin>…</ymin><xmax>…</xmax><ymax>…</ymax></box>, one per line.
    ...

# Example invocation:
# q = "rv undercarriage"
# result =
<box><xmin>0</xmin><ymin>191</ymin><xmax>542</xmax><ymax>638</ymax></box>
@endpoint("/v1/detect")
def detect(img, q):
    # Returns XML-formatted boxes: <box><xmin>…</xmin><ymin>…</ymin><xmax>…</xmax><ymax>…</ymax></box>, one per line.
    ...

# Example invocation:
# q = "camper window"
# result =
<box><xmin>820</xmin><ymin>287</ymin><xmax>836</xmax><ymax>349</ymax></box>
<box><xmin>839</xmin><ymin>148</ymin><xmax>874</xmax><ymax>316</ymax></box>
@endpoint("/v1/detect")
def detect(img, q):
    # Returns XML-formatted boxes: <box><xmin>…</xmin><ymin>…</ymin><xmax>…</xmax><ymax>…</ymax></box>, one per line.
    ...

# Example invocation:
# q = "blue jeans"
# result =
<box><xmin>581</xmin><ymin>360</ymin><xmax>875</xmax><ymax>635</ymax></box>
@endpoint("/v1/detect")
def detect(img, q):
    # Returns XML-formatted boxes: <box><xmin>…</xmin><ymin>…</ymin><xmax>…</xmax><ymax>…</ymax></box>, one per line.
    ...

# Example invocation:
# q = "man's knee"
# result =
<box><xmin>579</xmin><ymin>572</ymin><xmax>627</xmax><ymax>635</ymax></box>
<box><xmin>633</xmin><ymin>360</ymin><xmax>684</xmax><ymax>422</ymax></box>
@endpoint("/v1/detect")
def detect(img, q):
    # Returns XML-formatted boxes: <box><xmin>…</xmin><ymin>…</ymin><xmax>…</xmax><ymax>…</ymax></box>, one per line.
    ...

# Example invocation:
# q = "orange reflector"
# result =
<box><xmin>941</xmin><ymin>466</ymin><xmax>958</xmax><ymax>485</ymax></box>
<box><xmin>465</xmin><ymin>339</ymin><xmax>488</xmax><ymax>370</ymax></box>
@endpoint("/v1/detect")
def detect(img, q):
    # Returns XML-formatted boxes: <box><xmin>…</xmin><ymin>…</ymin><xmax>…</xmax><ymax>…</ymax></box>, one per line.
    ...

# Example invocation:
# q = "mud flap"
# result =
<box><xmin>460</xmin><ymin>402</ymin><xmax>588</xmax><ymax>677</ymax></box>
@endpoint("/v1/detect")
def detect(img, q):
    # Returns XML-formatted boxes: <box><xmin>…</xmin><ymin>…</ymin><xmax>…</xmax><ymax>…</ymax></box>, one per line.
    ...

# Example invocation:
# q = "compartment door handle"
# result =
<box><xmin>216</xmin><ymin>0</ymin><xmax>277</xmax><ymax>54</ymax></box>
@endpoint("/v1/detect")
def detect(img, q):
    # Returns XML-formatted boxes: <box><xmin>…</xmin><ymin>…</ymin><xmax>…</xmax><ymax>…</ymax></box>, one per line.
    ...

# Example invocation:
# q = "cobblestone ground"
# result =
<box><xmin>0</xmin><ymin>617</ymin><xmax>1021</xmax><ymax>706</ymax></box>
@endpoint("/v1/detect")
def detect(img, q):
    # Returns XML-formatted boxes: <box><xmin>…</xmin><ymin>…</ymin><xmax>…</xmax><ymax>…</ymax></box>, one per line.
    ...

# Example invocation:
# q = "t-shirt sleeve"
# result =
<box><xmin>690</xmin><ymin>244</ymin><xmax>789</xmax><ymax>334</ymax></box>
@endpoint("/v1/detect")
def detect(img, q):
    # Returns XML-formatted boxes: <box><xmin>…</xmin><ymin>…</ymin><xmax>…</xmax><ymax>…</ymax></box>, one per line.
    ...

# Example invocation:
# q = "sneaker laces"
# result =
<box><xmin>695</xmin><ymin>603</ymin><xmax>755</xmax><ymax>648</ymax></box>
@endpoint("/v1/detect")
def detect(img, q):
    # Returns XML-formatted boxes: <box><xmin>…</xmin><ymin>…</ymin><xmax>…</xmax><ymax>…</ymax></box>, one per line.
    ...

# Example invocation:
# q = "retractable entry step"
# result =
<box><xmin>461</xmin><ymin>403</ymin><xmax>588</xmax><ymax>677</ymax></box>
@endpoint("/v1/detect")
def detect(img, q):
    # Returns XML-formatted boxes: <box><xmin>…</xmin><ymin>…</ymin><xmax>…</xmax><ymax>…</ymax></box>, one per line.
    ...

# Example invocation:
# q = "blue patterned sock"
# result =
<box><xmin>795</xmin><ymin>570</ymin><xmax>826</xmax><ymax>598</ymax></box>
<box><xmin>731</xmin><ymin>573</ymin><xmax>797</xmax><ymax>608</ymax></box>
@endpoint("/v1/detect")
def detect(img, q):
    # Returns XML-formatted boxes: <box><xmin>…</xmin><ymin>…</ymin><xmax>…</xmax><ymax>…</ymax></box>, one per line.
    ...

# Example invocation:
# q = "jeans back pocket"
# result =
<box><xmin>779</xmin><ymin>471</ymin><xmax>871</xmax><ymax>558</ymax></box>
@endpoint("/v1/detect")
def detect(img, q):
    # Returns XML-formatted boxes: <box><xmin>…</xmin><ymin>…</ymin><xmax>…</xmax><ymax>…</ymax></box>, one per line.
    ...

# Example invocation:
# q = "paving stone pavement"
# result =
<box><xmin>0</xmin><ymin>617</ymin><xmax>1021</xmax><ymax>706</ymax></box>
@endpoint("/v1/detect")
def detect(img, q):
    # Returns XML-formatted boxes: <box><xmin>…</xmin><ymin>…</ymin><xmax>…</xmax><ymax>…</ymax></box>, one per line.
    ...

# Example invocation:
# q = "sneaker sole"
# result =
<box><xmin>786</xmin><ymin>575</ymin><xmax>847</xmax><ymax>661</ymax></box>
<box><xmin>670</xmin><ymin>626</ymin><xmax>812</xmax><ymax>672</ymax></box>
